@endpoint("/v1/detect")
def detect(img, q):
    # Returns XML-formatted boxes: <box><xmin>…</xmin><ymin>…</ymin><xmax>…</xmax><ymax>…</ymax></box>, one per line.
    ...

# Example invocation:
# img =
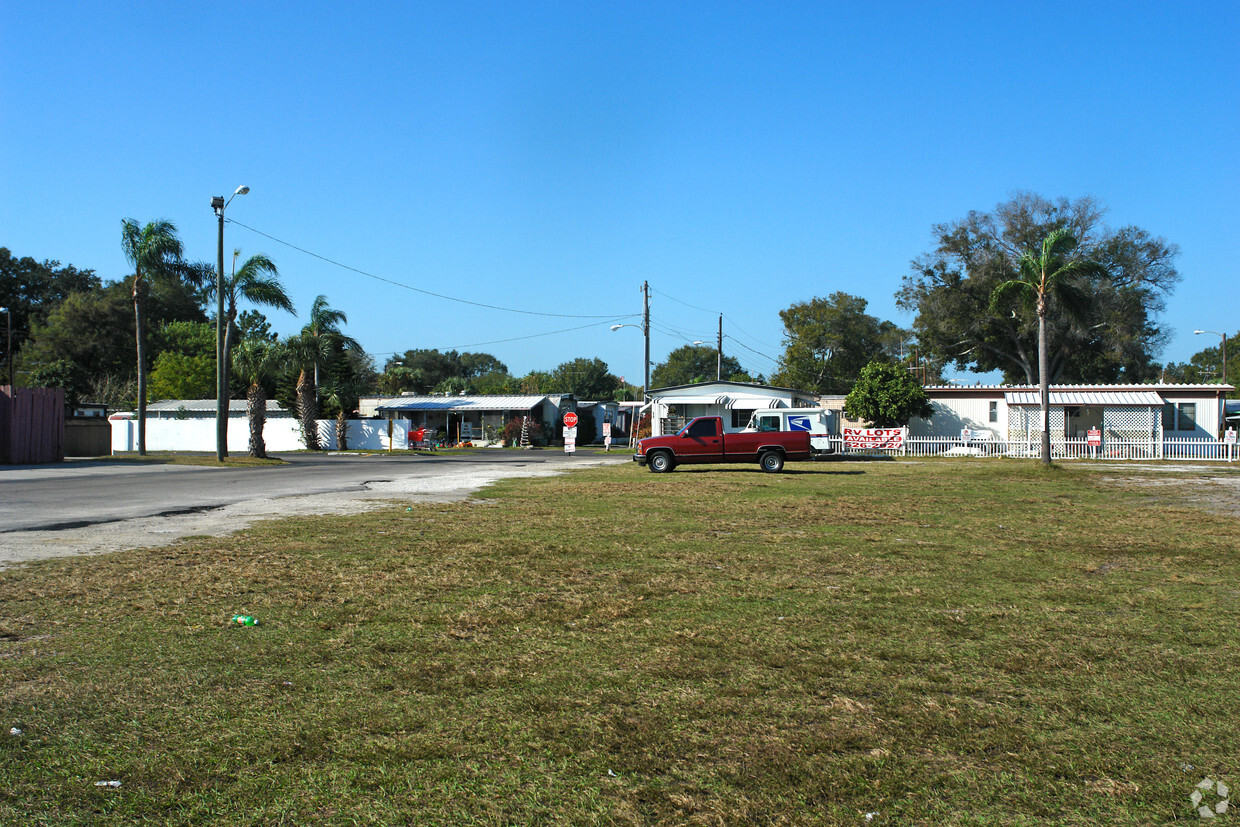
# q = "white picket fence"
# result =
<box><xmin>829</xmin><ymin>435</ymin><xmax>1237</xmax><ymax>462</ymax></box>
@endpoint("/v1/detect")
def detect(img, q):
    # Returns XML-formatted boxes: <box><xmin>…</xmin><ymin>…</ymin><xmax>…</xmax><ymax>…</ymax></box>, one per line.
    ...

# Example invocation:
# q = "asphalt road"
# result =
<box><xmin>0</xmin><ymin>449</ymin><xmax>628</xmax><ymax>566</ymax></box>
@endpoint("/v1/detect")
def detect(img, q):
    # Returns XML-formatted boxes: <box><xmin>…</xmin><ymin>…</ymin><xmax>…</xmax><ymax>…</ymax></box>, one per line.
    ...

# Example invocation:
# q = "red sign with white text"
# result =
<box><xmin>842</xmin><ymin>427</ymin><xmax>905</xmax><ymax>450</ymax></box>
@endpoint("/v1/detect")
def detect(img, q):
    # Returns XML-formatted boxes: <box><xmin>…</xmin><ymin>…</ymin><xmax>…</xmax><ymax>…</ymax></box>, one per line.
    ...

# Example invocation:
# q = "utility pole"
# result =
<box><xmin>642</xmin><ymin>281</ymin><xmax>650</xmax><ymax>401</ymax></box>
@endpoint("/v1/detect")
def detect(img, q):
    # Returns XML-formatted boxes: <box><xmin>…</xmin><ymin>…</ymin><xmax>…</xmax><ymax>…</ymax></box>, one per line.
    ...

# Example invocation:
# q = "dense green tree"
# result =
<box><xmin>0</xmin><ymin>247</ymin><xmax>99</xmax><ymax>363</ymax></box>
<box><xmin>549</xmin><ymin>357</ymin><xmax>620</xmax><ymax>399</ymax></box>
<box><xmin>844</xmin><ymin>361</ymin><xmax>934</xmax><ymax>428</ymax></box>
<box><xmin>771</xmin><ymin>293</ymin><xmax>901</xmax><ymax>394</ymax></box>
<box><xmin>518</xmin><ymin>370</ymin><xmax>553</xmax><ymax>394</ymax></box>
<box><xmin>20</xmin><ymin>286</ymin><xmax>134</xmax><ymax>382</ymax></box>
<box><xmin>897</xmin><ymin>193</ymin><xmax>1179</xmax><ymax>384</ymax></box>
<box><xmin>381</xmin><ymin>349</ymin><xmax>509</xmax><ymax>395</ymax></box>
<box><xmin>147</xmin><ymin>352</ymin><xmax>215</xmax><ymax>401</ymax></box>
<box><xmin>236</xmin><ymin>310</ymin><xmax>277</xmax><ymax>343</ymax></box>
<box><xmin>651</xmin><ymin>345</ymin><xmax>747</xmax><ymax>388</ymax></box>
<box><xmin>992</xmin><ymin>228</ymin><xmax>1106</xmax><ymax>464</ymax></box>
<box><xmin>28</xmin><ymin>359</ymin><xmax>89</xmax><ymax>408</ymax></box>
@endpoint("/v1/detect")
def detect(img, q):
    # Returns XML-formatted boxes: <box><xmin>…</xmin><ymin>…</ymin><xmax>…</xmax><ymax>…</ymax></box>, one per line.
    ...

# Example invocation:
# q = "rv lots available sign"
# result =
<box><xmin>842</xmin><ymin>427</ymin><xmax>905</xmax><ymax>450</ymax></box>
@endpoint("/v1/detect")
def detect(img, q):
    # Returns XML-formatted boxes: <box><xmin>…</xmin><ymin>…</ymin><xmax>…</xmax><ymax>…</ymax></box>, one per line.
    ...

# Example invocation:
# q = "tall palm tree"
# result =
<box><xmin>992</xmin><ymin>228</ymin><xmax>1103</xmax><ymax>464</ymax></box>
<box><xmin>231</xmin><ymin>339</ymin><xmax>285</xmax><ymax>458</ymax></box>
<box><xmin>121</xmin><ymin>218</ymin><xmax>186</xmax><ymax>456</ymax></box>
<box><xmin>303</xmin><ymin>295</ymin><xmax>358</xmax><ymax>391</ymax></box>
<box><xmin>213</xmin><ymin>249</ymin><xmax>295</xmax><ymax>401</ymax></box>
<box><xmin>284</xmin><ymin>333</ymin><xmax>325</xmax><ymax>451</ymax></box>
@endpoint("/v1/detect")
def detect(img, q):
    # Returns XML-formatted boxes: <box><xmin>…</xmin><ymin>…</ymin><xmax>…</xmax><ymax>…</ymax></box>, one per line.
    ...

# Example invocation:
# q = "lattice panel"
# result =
<box><xmin>1007</xmin><ymin>407</ymin><xmax>1066</xmax><ymax>443</ymax></box>
<box><xmin>1103</xmin><ymin>407</ymin><xmax>1156</xmax><ymax>439</ymax></box>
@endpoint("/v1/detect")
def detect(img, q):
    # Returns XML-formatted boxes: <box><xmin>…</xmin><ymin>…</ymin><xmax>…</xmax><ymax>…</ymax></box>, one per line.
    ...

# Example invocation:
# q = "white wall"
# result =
<box><xmin>909</xmin><ymin>398</ymin><xmax>1002</xmax><ymax>438</ymax></box>
<box><xmin>111</xmin><ymin>418</ymin><xmax>412</xmax><ymax>453</ymax></box>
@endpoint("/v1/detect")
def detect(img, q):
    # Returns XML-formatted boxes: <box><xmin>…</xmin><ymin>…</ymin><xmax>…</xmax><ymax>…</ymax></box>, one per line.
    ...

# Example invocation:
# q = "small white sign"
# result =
<box><xmin>1226</xmin><ymin>428</ymin><xmax>1237</xmax><ymax>445</ymax></box>
<box><xmin>961</xmin><ymin>428</ymin><xmax>972</xmax><ymax>442</ymax></box>
<box><xmin>564</xmin><ymin>426</ymin><xmax>577</xmax><ymax>454</ymax></box>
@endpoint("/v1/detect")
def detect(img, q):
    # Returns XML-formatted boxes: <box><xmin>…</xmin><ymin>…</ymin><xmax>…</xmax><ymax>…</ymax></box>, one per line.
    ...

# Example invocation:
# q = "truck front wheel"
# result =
<box><xmin>759</xmin><ymin>450</ymin><xmax>785</xmax><ymax>473</ymax></box>
<box><xmin>648</xmin><ymin>451</ymin><xmax>675</xmax><ymax>473</ymax></box>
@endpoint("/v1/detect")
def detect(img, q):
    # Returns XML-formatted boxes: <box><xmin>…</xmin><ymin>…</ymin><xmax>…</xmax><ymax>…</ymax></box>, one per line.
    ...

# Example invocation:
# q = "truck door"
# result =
<box><xmin>679</xmin><ymin>417</ymin><xmax>723</xmax><ymax>460</ymax></box>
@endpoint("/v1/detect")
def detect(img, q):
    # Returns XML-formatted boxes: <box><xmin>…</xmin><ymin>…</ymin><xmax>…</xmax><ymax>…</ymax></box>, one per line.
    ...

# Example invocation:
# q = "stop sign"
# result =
<box><xmin>563</xmin><ymin>412</ymin><xmax>579</xmax><ymax>427</ymax></box>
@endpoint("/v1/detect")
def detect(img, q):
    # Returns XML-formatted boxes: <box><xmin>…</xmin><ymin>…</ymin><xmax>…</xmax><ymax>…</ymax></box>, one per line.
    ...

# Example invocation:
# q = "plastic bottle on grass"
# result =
<box><xmin>231</xmin><ymin>615</ymin><xmax>258</xmax><ymax>626</ymax></box>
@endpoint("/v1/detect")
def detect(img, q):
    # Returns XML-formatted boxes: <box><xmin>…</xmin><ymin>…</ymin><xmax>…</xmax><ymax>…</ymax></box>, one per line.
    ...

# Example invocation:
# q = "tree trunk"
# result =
<box><xmin>1038</xmin><ymin>310</ymin><xmax>1051</xmax><ymax>465</ymax></box>
<box><xmin>247</xmin><ymin>381</ymin><xmax>267</xmax><ymax>459</ymax></box>
<box><xmin>336</xmin><ymin>410</ymin><xmax>348</xmax><ymax>451</ymax></box>
<box><xmin>133</xmin><ymin>277</ymin><xmax>147</xmax><ymax>456</ymax></box>
<box><xmin>297</xmin><ymin>369</ymin><xmax>320</xmax><ymax>450</ymax></box>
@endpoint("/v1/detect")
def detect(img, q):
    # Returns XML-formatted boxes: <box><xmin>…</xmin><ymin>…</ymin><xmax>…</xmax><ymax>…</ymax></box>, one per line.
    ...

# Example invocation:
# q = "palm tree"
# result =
<box><xmin>284</xmin><ymin>333</ymin><xmax>325</xmax><ymax>450</ymax></box>
<box><xmin>209</xmin><ymin>249</ymin><xmax>295</xmax><ymax>418</ymax></box>
<box><xmin>992</xmin><ymin>228</ymin><xmax>1103</xmax><ymax>464</ymax></box>
<box><xmin>231</xmin><ymin>339</ymin><xmax>285</xmax><ymax>458</ymax></box>
<box><xmin>322</xmin><ymin>368</ymin><xmax>369</xmax><ymax>451</ymax></box>
<box><xmin>121</xmin><ymin>218</ymin><xmax>187</xmax><ymax>456</ymax></box>
<box><xmin>303</xmin><ymin>295</ymin><xmax>358</xmax><ymax>391</ymax></box>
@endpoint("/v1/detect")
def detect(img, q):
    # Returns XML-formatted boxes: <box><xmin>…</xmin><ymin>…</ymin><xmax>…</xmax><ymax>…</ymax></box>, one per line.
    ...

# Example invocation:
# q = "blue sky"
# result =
<box><xmin>2</xmin><ymin>2</ymin><xmax>1236</xmax><ymax>385</ymax></box>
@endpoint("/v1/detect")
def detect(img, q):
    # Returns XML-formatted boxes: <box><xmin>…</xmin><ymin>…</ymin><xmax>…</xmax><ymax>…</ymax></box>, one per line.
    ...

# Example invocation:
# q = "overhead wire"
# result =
<box><xmin>227</xmin><ymin>218</ymin><xmax>627</xmax><ymax>320</ymax></box>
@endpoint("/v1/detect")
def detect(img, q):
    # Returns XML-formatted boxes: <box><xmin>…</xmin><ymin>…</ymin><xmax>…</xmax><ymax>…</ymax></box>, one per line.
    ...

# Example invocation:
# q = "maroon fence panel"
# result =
<box><xmin>0</xmin><ymin>386</ymin><xmax>65</xmax><ymax>464</ymax></box>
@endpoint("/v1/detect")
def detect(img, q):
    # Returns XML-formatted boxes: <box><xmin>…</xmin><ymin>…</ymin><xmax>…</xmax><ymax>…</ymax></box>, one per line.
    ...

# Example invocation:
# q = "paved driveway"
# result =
<box><xmin>0</xmin><ymin>450</ymin><xmax>628</xmax><ymax>567</ymax></box>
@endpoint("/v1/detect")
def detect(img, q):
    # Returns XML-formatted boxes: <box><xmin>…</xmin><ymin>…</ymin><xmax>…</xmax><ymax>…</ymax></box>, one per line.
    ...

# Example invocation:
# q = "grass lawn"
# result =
<box><xmin>2</xmin><ymin>459</ymin><xmax>1237</xmax><ymax>825</ymax></box>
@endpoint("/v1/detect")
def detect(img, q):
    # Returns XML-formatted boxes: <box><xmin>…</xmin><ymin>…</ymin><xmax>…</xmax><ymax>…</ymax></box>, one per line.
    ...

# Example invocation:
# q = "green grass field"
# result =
<box><xmin>2</xmin><ymin>459</ymin><xmax>1238</xmax><ymax>825</ymax></box>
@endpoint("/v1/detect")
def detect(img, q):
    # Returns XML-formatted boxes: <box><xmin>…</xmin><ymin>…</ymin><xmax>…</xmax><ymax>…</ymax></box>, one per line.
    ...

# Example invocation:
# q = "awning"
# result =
<box><xmin>651</xmin><ymin>394</ymin><xmax>735</xmax><ymax>408</ymax></box>
<box><xmin>1005</xmin><ymin>391</ymin><xmax>1164</xmax><ymax>406</ymax></box>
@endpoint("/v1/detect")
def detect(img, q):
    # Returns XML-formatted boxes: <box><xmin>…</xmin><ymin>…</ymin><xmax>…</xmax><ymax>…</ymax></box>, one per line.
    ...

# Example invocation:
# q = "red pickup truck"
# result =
<box><xmin>633</xmin><ymin>416</ymin><xmax>812</xmax><ymax>473</ymax></box>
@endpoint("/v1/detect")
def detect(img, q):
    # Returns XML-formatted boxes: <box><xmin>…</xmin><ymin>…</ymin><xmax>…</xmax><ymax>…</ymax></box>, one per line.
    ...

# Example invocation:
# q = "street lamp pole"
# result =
<box><xmin>1194</xmin><ymin>329</ymin><xmax>1227</xmax><ymax>387</ymax></box>
<box><xmin>212</xmin><ymin>185</ymin><xmax>249</xmax><ymax>462</ymax></box>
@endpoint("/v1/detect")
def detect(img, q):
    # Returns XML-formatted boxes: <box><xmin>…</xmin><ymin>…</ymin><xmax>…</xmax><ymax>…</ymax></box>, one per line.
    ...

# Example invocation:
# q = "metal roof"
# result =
<box><xmin>927</xmin><ymin>383</ymin><xmax>1234</xmax><ymax>392</ymax></box>
<box><xmin>376</xmin><ymin>395</ymin><xmax>551</xmax><ymax>412</ymax></box>
<box><xmin>1005</xmin><ymin>391</ymin><xmax>1164</xmax><ymax>406</ymax></box>
<box><xmin>146</xmin><ymin>399</ymin><xmax>287</xmax><ymax>414</ymax></box>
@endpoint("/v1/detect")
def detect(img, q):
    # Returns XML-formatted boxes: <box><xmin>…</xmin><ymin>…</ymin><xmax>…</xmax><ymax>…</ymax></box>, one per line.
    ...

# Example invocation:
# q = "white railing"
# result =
<box><xmin>824</xmin><ymin>436</ymin><xmax>1237</xmax><ymax>462</ymax></box>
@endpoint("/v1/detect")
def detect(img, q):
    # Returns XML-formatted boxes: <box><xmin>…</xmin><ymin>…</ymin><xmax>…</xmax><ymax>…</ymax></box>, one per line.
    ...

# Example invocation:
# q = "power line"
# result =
<box><xmin>651</xmin><ymin>287</ymin><xmax>717</xmax><ymax>315</ymax></box>
<box><xmin>430</xmin><ymin>317</ymin><xmax>637</xmax><ymax>351</ymax></box>
<box><xmin>227</xmin><ymin>218</ymin><xmax>627</xmax><ymax>320</ymax></box>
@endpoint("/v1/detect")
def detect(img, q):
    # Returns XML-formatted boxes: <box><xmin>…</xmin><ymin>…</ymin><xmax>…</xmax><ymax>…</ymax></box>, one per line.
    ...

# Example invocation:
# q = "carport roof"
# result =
<box><xmin>376</xmin><ymin>395</ymin><xmax>551</xmax><ymax>412</ymax></box>
<box><xmin>1004</xmin><ymin>390</ymin><xmax>1164</xmax><ymax>406</ymax></box>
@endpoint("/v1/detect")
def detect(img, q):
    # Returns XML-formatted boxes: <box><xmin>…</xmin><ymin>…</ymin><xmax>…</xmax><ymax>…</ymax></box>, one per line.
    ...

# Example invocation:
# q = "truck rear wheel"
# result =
<box><xmin>759</xmin><ymin>450</ymin><xmax>784</xmax><ymax>473</ymax></box>
<box><xmin>648</xmin><ymin>451</ymin><xmax>675</xmax><ymax>473</ymax></box>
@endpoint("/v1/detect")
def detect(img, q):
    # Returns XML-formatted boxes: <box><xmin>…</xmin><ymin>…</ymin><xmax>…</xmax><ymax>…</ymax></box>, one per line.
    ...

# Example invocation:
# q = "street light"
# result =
<box><xmin>1194</xmin><ymin>329</ymin><xmax>1227</xmax><ymax>387</ymax></box>
<box><xmin>212</xmin><ymin>185</ymin><xmax>249</xmax><ymax>461</ymax></box>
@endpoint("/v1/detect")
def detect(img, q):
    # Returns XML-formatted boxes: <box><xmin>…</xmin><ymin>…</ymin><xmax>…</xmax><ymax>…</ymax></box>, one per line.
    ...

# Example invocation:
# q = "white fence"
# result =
<box><xmin>110</xmin><ymin>418</ymin><xmax>414</xmax><ymax>454</ymax></box>
<box><xmin>829</xmin><ymin>435</ymin><xmax>1236</xmax><ymax>462</ymax></box>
